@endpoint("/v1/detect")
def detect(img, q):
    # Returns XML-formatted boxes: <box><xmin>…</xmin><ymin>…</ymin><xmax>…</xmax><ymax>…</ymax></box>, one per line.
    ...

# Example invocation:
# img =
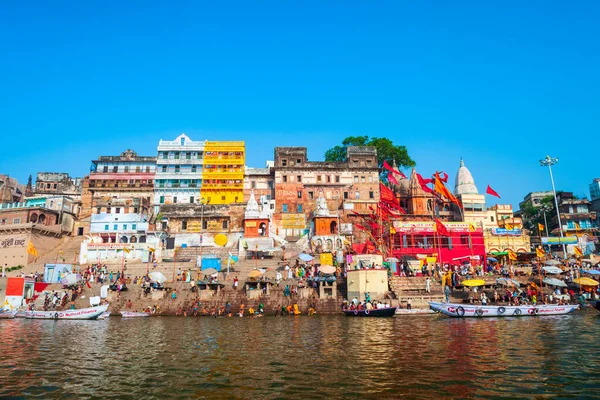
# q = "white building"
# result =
<box><xmin>154</xmin><ymin>133</ymin><xmax>206</xmax><ymax>209</ymax></box>
<box><xmin>454</xmin><ymin>159</ymin><xmax>487</xmax><ymax>224</ymax></box>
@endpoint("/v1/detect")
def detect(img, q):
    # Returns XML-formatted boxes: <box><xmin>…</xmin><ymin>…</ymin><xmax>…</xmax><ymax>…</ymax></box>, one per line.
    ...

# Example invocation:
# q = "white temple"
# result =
<box><xmin>454</xmin><ymin>159</ymin><xmax>479</xmax><ymax>196</ymax></box>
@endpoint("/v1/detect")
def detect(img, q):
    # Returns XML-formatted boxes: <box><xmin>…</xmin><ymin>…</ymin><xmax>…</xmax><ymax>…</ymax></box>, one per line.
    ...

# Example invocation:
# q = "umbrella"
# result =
<box><xmin>385</xmin><ymin>257</ymin><xmax>399</xmax><ymax>263</ymax></box>
<box><xmin>299</xmin><ymin>253</ymin><xmax>313</xmax><ymax>262</ymax></box>
<box><xmin>148</xmin><ymin>271</ymin><xmax>167</xmax><ymax>284</ymax></box>
<box><xmin>201</xmin><ymin>268</ymin><xmax>218</xmax><ymax>276</ymax></box>
<box><xmin>581</xmin><ymin>269</ymin><xmax>600</xmax><ymax>275</ymax></box>
<box><xmin>487</xmin><ymin>257</ymin><xmax>498</xmax><ymax>263</ymax></box>
<box><xmin>462</xmin><ymin>279</ymin><xmax>486</xmax><ymax>287</ymax></box>
<box><xmin>214</xmin><ymin>234</ymin><xmax>228</xmax><ymax>247</ymax></box>
<box><xmin>542</xmin><ymin>266</ymin><xmax>563</xmax><ymax>274</ymax></box>
<box><xmin>61</xmin><ymin>273</ymin><xmax>82</xmax><ymax>286</ymax></box>
<box><xmin>248</xmin><ymin>270</ymin><xmax>263</xmax><ymax>278</ymax></box>
<box><xmin>496</xmin><ymin>278</ymin><xmax>517</xmax><ymax>287</ymax></box>
<box><xmin>543</xmin><ymin>277</ymin><xmax>567</xmax><ymax>287</ymax></box>
<box><xmin>319</xmin><ymin>265</ymin><xmax>336</xmax><ymax>275</ymax></box>
<box><xmin>573</xmin><ymin>277</ymin><xmax>599</xmax><ymax>286</ymax></box>
<box><xmin>544</xmin><ymin>260</ymin><xmax>562</xmax><ymax>266</ymax></box>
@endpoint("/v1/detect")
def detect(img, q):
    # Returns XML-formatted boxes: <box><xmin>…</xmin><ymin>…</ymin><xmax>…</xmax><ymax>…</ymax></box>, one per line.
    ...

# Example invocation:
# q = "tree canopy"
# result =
<box><xmin>324</xmin><ymin>135</ymin><xmax>415</xmax><ymax>169</ymax></box>
<box><xmin>520</xmin><ymin>195</ymin><xmax>555</xmax><ymax>233</ymax></box>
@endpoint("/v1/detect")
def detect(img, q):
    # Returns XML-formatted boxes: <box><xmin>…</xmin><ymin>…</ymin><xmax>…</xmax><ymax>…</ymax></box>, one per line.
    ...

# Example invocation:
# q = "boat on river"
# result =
<box><xmin>342</xmin><ymin>307</ymin><xmax>397</xmax><ymax>317</ymax></box>
<box><xmin>0</xmin><ymin>310</ymin><xmax>17</xmax><ymax>319</ymax></box>
<box><xmin>120</xmin><ymin>311</ymin><xmax>151</xmax><ymax>318</ymax></box>
<box><xmin>25</xmin><ymin>305</ymin><xmax>109</xmax><ymax>320</ymax></box>
<box><xmin>98</xmin><ymin>311</ymin><xmax>111</xmax><ymax>319</ymax></box>
<box><xmin>395</xmin><ymin>308</ymin><xmax>436</xmax><ymax>316</ymax></box>
<box><xmin>429</xmin><ymin>302</ymin><xmax>578</xmax><ymax>318</ymax></box>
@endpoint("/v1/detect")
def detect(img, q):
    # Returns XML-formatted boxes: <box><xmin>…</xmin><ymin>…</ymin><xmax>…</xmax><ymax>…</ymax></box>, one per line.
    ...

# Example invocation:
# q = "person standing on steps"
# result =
<box><xmin>425</xmin><ymin>277</ymin><xmax>431</xmax><ymax>293</ymax></box>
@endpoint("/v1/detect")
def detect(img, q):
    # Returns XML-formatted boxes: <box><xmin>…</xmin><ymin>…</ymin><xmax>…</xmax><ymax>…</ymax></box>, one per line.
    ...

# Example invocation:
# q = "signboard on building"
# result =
<box><xmin>281</xmin><ymin>213</ymin><xmax>306</xmax><ymax>229</ymax></box>
<box><xmin>391</xmin><ymin>221</ymin><xmax>480</xmax><ymax>233</ymax></box>
<box><xmin>542</xmin><ymin>237</ymin><xmax>578</xmax><ymax>245</ymax></box>
<box><xmin>491</xmin><ymin>228</ymin><xmax>522</xmax><ymax>236</ymax></box>
<box><xmin>186</xmin><ymin>221</ymin><xmax>201</xmax><ymax>232</ymax></box>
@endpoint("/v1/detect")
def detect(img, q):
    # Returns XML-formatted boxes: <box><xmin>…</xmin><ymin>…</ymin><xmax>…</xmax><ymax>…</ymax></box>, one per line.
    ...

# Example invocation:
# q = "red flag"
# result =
<box><xmin>416</xmin><ymin>173</ymin><xmax>434</xmax><ymax>194</ymax></box>
<box><xmin>486</xmin><ymin>185</ymin><xmax>501</xmax><ymax>198</ymax></box>
<box><xmin>379</xmin><ymin>183</ymin><xmax>397</xmax><ymax>204</ymax></box>
<box><xmin>354</xmin><ymin>224</ymin><xmax>367</xmax><ymax>231</ymax></box>
<box><xmin>435</xmin><ymin>218</ymin><xmax>450</xmax><ymax>236</ymax></box>
<box><xmin>438</xmin><ymin>172</ymin><xmax>448</xmax><ymax>183</ymax></box>
<box><xmin>367</xmin><ymin>221</ymin><xmax>382</xmax><ymax>231</ymax></box>
<box><xmin>86</xmin><ymin>280</ymin><xmax>92</xmax><ymax>289</ymax></box>
<box><xmin>383</xmin><ymin>161</ymin><xmax>407</xmax><ymax>179</ymax></box>
<box><xmin>387</xmin><ymin>173</ymin><xmax>399</xmax><ymax>185</ymax></box>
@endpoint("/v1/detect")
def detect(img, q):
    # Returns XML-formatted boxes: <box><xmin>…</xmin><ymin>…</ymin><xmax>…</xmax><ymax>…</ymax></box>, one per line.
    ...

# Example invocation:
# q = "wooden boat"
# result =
<box><xmin>0</xmin><ymin>310</ymin><xmax>17</xmax><ymax>319</ymax></box>
<box><xmin>342</xmin><ymin>307</ymin><xmax>397</xmax><ymax>317</ymax></box>
<box><xmin>429</xmin><ymin>302</ymin><xmax>578</xmax><ymax>318</ymax></box>
<box><xmin>120</xmin><ymin>311</ymin><xmax>152</xmax><ymax>318</ymax></box>
<box><xmin>395</xmin><ymin>308</ymin><xmax>436</xmax><ymax>316</ymax></box>
<box><xmin>25</xmin><ymin>305</ymin><xmax>109</xmax><ymax>320</ymax></box>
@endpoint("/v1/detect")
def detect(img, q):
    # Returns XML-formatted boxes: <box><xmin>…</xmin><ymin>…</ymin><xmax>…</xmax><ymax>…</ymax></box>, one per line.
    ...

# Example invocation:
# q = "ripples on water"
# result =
<box><xmin>1</xmin><ymin>312</ymin><xmax>599</xmax><ymax>399</ymax></box>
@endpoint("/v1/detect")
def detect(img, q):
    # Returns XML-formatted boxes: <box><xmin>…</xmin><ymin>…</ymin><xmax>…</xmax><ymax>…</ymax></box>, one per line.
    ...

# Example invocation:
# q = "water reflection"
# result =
<box><xmin>1</xmin><ymin>313</ymin><xmax>599</xmax><ymax>399</ymax></box>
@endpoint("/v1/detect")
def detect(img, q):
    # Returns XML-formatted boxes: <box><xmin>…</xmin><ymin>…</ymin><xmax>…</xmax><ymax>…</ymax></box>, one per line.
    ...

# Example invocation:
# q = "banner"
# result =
<box><xmin>491</xmin><ymin>228</ymin><xmax>522</xmax><ymax>236</ymax></box>
<box><xmin>542</xmin><ymin>237</ymin><xmax>578</xmax><ymax>245</ymax></box>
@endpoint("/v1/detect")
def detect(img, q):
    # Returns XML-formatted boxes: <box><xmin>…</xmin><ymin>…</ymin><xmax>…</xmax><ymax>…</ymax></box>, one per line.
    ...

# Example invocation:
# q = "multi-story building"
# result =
<box><xmin>518</xmin><ymin>191</ymin><xmax>554</xmax><ymax>211</ymax></box>
<box><xmin>201</xmin><ymin>141</ymin><xmax>245</xmax><ymax>205</ymax></box>
<box><xmin>0</xmin><ymin>175</ymin><xmax>25</xmax><ymax>204</ymax></box>
<box><xmin>272</xmin><ymin>146</ymin><xmax>380</xmax><ymax>239</ymax></box>
<box><xmin>154</xmin><ymin>133</ymin><xmax>205</xmax><ymax>208</ymax></box>
<box><xmin>590</xmin><ymin>178</ymin><xmax>600</xmax><ymax>226</ymax></box>
<box><xmin>244</xmin><ymin>161</ymin><xmax>275</xmax><ymax>217</ymax></box>
<box><xmin>79</xmin><ymin>149</ymin><xmax>157</xmax><ymax>263</ymax></box>
<box><xmin>34</xmin><ymin>172</ymin><xmax>82</xmax><ymax>197</ymax></box>
<box><xmin>394</xmin><ymin>168</ymin><xmax>454</xmax><ymax>222</ymax></box>
<box><xmin>483</xmin><ymin>204</ymin><xmax>531</xmax><ymax>254</ymax></box>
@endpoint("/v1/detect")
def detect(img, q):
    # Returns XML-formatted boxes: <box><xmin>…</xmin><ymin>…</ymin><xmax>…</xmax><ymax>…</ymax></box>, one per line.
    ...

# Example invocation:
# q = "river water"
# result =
<box><xmin>1</xmin><ymin>312</ymin><xmax>599</xmax><ymax>399</ymax></box>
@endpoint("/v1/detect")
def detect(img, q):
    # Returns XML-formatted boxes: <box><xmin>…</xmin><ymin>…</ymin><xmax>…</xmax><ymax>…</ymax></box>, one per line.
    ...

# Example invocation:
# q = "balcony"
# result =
<box><xmin>203</xmin><ymin>158</ymin><xmax>245</xmax><ymax>165</ymax></box>
<box><xmin>201</xmin><ymin>183</ymin><xmax>244</xmax><ymax>190</ymax></box>
<box><xmin>157</xmin><ymin>158</ymin><xmax>204</xmax><ymax>165</ymax></box>
<box><xmin>155</xmin><ymin>172</ymin><xmax>203</xmax><ymax>180</ymax></box>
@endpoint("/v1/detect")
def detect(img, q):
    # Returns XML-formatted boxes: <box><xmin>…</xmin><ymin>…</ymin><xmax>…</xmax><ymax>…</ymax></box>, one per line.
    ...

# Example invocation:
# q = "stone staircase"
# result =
<box><xmin>390</xmin><ymin>276</ymin><xmax>444</xmax><ymax>309</ymax></box>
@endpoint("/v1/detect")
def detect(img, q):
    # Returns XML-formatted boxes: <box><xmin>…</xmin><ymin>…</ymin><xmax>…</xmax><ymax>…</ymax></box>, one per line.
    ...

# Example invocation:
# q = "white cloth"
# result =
<box><xmin>100</xmin><ymin>285</ymin><xmax>109</xmax><ymax>298</ymax></box>
<box><xmin>89</xmin><ymin>296</ymin><xmax>101</xmax><ymax>306</ymax></box>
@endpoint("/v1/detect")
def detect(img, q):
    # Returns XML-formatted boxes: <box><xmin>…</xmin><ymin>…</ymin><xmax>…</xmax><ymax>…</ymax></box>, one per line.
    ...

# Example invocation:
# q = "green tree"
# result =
<box><xmin>520</xmin><ymin>196</ymin><xmax>555</xmax><ymax>233</ymax></box>
<box><xmin>324</xmin><ymin>136</ymin><xmax>415</xmax><ymax>169</ymax></box>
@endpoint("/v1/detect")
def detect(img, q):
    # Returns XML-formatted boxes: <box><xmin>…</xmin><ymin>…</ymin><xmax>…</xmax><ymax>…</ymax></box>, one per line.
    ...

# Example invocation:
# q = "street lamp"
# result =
<box><xmin>539</xmin><ymin>155</ymin><xmax>567</xmax><ymax>258</ymax></box>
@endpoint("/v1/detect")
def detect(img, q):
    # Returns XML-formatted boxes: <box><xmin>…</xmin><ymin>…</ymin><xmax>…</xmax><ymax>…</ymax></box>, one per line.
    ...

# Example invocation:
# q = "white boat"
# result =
<box><xmin>120</xmin><ymin>311</ymin><xmax>151</xmax><ymax>318</ymax></box>
<box><xmin>395</xmin><ymin>308</ymin><xmax>436</xmax><ymax>316</ymax></box>
<box><xmin>429</xmin><ymin>302</ymin><xmax>578</xmax><ymax>318</ymax></box>
<box><xmin>98</xmin><ymin>311</ymin><xmax>111</xmax><ymax>319</ymax></box>
<box><xmin>0</xmin><ymin>310</ymin><xmax>17</xmax><ymax>319</ymax></box>
<box><xmin>25</xmin><ymin>305</ymin><xmax>109</xmax><ymax>320</ymax></box>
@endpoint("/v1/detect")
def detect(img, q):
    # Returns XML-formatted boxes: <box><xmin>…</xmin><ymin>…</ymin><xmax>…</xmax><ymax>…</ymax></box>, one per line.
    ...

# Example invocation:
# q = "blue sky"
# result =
<box><xmin>1</xmin><ymin>1</ymin><xmax>598</xmax><ymax>207</ymax></box>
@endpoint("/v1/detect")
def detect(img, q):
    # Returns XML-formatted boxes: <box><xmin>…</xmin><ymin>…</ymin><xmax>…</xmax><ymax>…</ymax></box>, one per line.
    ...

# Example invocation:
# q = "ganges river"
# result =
<box><xmin>1</xmin><ymin>311</ymin><xmax>599</xmax><ymax>399</ymax></box>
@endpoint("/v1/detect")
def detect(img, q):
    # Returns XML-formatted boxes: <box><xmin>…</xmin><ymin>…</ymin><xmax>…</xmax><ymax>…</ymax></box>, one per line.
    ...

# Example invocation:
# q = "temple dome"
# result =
<box><xmin>244</xmin><ymin>190</ymin><xmax>264</xmax><ymax>219</ymax></box>
<box><xmin>454</xmin><ymin>159</ymin><xmax>479</xmax><ymax>196</ymax></box>
<box><xmin>315</xmin><ymin>191</ymin><xmax>331</xmax><ymax>217</ymax></box>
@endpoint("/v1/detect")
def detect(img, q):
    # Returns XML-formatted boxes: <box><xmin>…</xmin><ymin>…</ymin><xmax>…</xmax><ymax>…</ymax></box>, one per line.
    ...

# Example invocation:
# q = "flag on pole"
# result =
<box><xmin>536</xmin><ymin>247</ymin><xmax>545</xmax><ymax>258</ymax></box>
<box><xmin>416</xmin><ymin>173</ymin><xmax>434</xmax><ymax>194</ymax></box>
<box><xmin>468</xmin><ymin>223</ymin><xmax>476</xmax><ymax>232</ymax></box>
<box><xmin>538</xmin><ymin>223</ymin><xmax>544</xmax><ymax>232</ymax></box>
<box><xmin>390</xmin><ymin>226</ymin><xmax>396</xmax><ymax>234</ymax></box>
<box><xmin>433</xmin><ymin>172</ymin><xmax>462</xmax><ymax>208</ymax></box>
<box><xmin>124</xmin><ymin>248</ymin><xmax>131</xmax><ymax>254</ymax></box>
<box><xmin>507</xmin><ymin>249</ymin><xmax>517</xmax><ymax>261</ymax></box>
<box><xmin>382</xmin><ymin>160</ymin><xmax>407</xmax><ymax>179</ymax></box>
<box><xmin>228</xmin><ymin>252</ymin><xmax>239</xmax><ymax>264</ymax></box>
<box><xmin>574</xmin><ymin>222</ymin><xmax>581</xmax><ymax>231</ymax></box>
<box><xmin>434</xmin><ymin>218</ymin><xmax>450</xmax><ymax>236</ymax></box>
<box><xmin>387</xmin><ymin>172</ymin><xmax>399</xmax><ymax>185</ymax></box>
<box><xmin>573</xmin><ymin>246</ymin><xmax>583</xmax><ymax>257</ymax></box>
<box><xmin>27</xmin><ymin>241</ymin><xmax>38</xmax><ymax>257</ymax></box>
<box><xmin>505</xmin><ymin>223</ymin><xmax>514</xmax><ymax>231</ymax></box>
<box><xmin>486</xmin><ymin>185</ymin><xmax>501</xmax><ymax>198</ymax></box>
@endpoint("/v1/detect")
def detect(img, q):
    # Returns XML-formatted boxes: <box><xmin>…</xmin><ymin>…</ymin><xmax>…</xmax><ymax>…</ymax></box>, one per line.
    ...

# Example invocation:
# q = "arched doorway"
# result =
<box><xmin>120</xmin><ymin>236</ymin><xmax>129</xmax><ymax>243</ymax></box>
<box><xmin>130</xmin><ymin>236</ymin><xmax>137</xmax><ymax>243</ymax></box>
<box><xmin>330</xmin><ymin>221</ymin><xmax>338</xmax><ymax>234</ymax></box>
<box><xmin>139</xmin><ymin>235</ymin><xmax>147</xmax><ymax>243</ymax></box>
<box><xmin>259</xmin><ymin>222</ymin><xmax>267</xmax><ymax>236</ymax></box>
<box><xmin>29</xmin><ymin>214</ymin><xmax>38</xmax><ymax>223</ymax></box>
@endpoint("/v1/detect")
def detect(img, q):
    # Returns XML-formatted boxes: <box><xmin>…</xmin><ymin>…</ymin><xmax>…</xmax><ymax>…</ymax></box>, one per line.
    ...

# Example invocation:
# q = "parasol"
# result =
<box><xmin>573</xmin><ymin>277</ymin><xmax>599</xmax><ymax>286</ymax></box>
<box><xmin>462</xmin><ymin>279</ymin><xmax>486</xmax><ymax>287</ymax></box>
<box><xmin>542</xmin><ymin>266</ymin><xmax>563</xmax><ymax>274</ymax></box>
<box><xmin>148</xmin><ymin>271</ymin><xmax>167</xmax><ymax>284</ymax></box>
<box><xmin>319</xmin><ymin>265</ymin><xmax>336</xmax><ymax>275</ymax></box>
<box><xmin>201</xmin><ymin>268</ymin><xmax>218</xmax><ymax>276</ymax></box>
<box><xmin>248</xmin><ymin>270</ymin><xmax>263</xmax><ymax>278</ymax></box>
<box><xmin>299</xmin><ymin>253</ymin><xmax>313</xmax><ymax>262</ymax></box>
<box><xmin>543</xmin><ymin>277</ymin><xmax>567</xmax><ymax>287</ymax></box>
<box><xmin>61</xmin><ymin>273</ymin><xmax>82</xmax><ymax>286</ymax></box>
<box><xmin>544</xmin><ymin>260</ymin><xmax>562</xmax><ymax>266</ymax></box>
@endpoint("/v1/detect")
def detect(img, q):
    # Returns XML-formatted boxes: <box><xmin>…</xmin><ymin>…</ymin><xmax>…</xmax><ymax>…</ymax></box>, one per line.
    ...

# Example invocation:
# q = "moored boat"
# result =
<box><xmin>0</xmin><ymin>310</ymin><xmax>17</xmax><ymax>319</ymax></box>
<box><xmin>120</xmin><ymin>311</ymin><xmax>152</xmax><ymax>318</ymax></box>
<box><xmin>395</xmin><ymin>308</ymin><xmax>436</xmax><ymax>316</ymax></box>
<box><xmin>98</xmin><ymin>311</ymin><xmax>111</xmax><ymax>319</ymax></box>
<box><xmin>342</xmin><ymin>307</ymin><xmax>397</xmax><ymax>317</ymax></box>
<box><xmin>429</xmin><ymin>302</ymin><xmax>578</xmax><ymax>318</ymax></box>
<box><xmin>25</xmin><ymin>305</ymin><xmax>109</xmax><ymax>320</ymax></box>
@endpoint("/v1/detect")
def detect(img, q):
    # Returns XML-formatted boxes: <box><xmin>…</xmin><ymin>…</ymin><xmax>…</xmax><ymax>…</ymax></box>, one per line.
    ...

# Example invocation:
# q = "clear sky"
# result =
<box><xmin>1</xmin><ymin>1</ymin><xmax>598</xmax><ymax>207</ymax></box>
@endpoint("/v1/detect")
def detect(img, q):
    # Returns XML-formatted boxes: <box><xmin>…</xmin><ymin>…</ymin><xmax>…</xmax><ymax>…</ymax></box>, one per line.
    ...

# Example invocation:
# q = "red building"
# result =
<box><xmin>389</xmin><ymin>221</ymin><xmax>486</xmax><ymax>268</ymax></box>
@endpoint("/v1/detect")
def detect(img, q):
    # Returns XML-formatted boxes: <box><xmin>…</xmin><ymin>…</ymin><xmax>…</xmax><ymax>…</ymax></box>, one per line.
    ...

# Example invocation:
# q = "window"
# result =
<box><xmin>297</xmin><ymin>175</ymin><xmax>302</xmax><ymax>182</ymax></box>
<box><xmin>173</xmin><ymin>196</ymin><xmax>178</xmax><ymax>204</ymax></box>
<box><xmin>96</xmin><ymin>207</ymin><xmax>101</xmax><ymax>214</ymax></box>
<box><xmin>136</xmin><ymin>166</ymin><xmax>141</xmax><ymax>173</ymax></box>
<box><xmin>134</xmin><ymin>207</ymin><xmax>139</xmax><ymax>213</ymax></box>
<box><xmin>335</xmin><ymin>176</ymin><xmax>340</xmax><ymax>183</ymax></box>
<box><xmin>355</xmin><ymin>191</ymin><xmax>360</xmax><ymax>199</ymax></box>
<box><xmin>113</xmin><ymin>166</ymin><xmax>118</xmax><ymax>173</ymax></box>
<box><xmin>180</xmin><ymin>137</ymin><xmax>185</xmax><ymax>146</ymax></box>
<box><xmin>186</xmin><ymin>152</ymin><xmax>191</xmax><ymax>160</ymax></box>
<box><xmin>123</xmin><ymin>224</ymin><xmax>128</xmax><ymax>230</ymax></box>
<box><xmin>361</xmin><ymin>176</ymin><xmax>365</xmax><ymax>183</ymax></box>
<box><xmin>103</xmin><ymin>166</ymin><xmax>108</xmax><ymax>173</ymax></box>
<box><xmin>369</xmin><ymin>191</ymin><xmax>374</xmax><ymax>199</ymax></box>
<box><xmin>53</xmin><ymin>183</ymin><xmax>57</xmax><ymax>189</ymax></box>
<box><xmin>106</xmin><ymin>207</ymin><xmax>111</xmax><ymax>213</ymax></box>
<box><xmin>327</xmin><ymin>175</ymin><xmax>331</xmax><ymax>183</ymax></box>
<box><xmin>115</xmin><ymin>207</ymin><xmax>120</xmax><ymax>214</ymax></box>
<box><xmin>317</xmin><ymin>175</ymin><xmax>322</xmax><ymax>182</ymax></box>
<box><xmin>202</xmin><ymin>220</ymin><xmax>208</xmax><ymax>229</ymax></box>
<box><xmin>298</xmin><ymin>191</ymin><xmax>302</xmax><ymax>198</ymax></box>
<box><xmin>297</xmin><ymin>159</ymin><xmax>301</xmax><ymax>164</ymax></box>
<box><xmin>190</xmin><ymin>196</ymin><xmax>194</xmax><ymax>203</ymax></box>
<box><xmin>491</xmin><ymin>216</ymin><xmax>495</xmax><ymax>222</ymax></box>
<box><xmin>105</xmin><ymin>225</ymin><xmax>109</xmax><ymax>231</ymax></box>
<box><xmin>282</xmin><ymin>159</ymin><xmax>287</xmax><ymax>166</ymax></box>
<box><xmin>175</xmin><ymin>166</ymin><xmax>180</xmax><ymax>173</ymax></box>
<box><xmin>13</xmin><ymin>218</ymin><xmax>21</xmax><ymax>224</ymax></box>
<box><xmin>282</xmin><ymin>204</ymin><xmax>288</xmax><ymax>213</ymax></box>
<box><xmin>182</xmin><ymin>220</ymin><xmax>187</xmax><ymax>230</ymax></box>
<box><xmin>192</xmin><ymin>166</ymin><xmax>197</xmax><ymax>172</ymax></box>
<box><xmin>223</xmin><ymin>220</ymin><xmax>229</xmax><ymax>229</ymax></box>
<box><xmin>308</xmin><ymin>191</ymin><xmax>314</xmax><ymax>200</ymax></box>
<box><xmin>221</xmin><ymin>196</ymin><xmax>226</xmax><ymax>201</ymax></box>
<box><xmin>297</xmin><ymin>204</ymin><xmax>303</xmax><ymax>213</ymax></box>
<box><xmin>344</xmin><ymin>191</ymin><xmax>349</xmax><ymax>199</ymax></box>
<box><xmin>174</xmin><ymin>152</ymin><xmax>180</xmax><ymax>159</ymax></box>
<box><xmin>124</xmin><ymin>166</ymin><xmax>129</xmax><ymax>173</ymax></box>
<box><xmin>251</xmin><ymin>181</ymin><xmax>256</xmax><ymax>188</ymax></box>
<box><xmin>146</xmin><ymin>167</ymin><xmax>150</xmax><ymax>173</ymax></box>
<box><xmin>354</xmin><ymin>176</ymin><xmax>359</xmax><ymax>183</ymax></box>
<box><xmin>283</xmin><ymin>175</ymin><xmax>288</xmax><ymax>183</ymax></box>
<box><xmin>162</xmin><ymin>166</ymin><xmax>167</xmax><ymax>172</ymax></box>
<box><xmin>113</xmin><ymin>224</ymin><xmax>118</xmax><ymax>230</ymax></box>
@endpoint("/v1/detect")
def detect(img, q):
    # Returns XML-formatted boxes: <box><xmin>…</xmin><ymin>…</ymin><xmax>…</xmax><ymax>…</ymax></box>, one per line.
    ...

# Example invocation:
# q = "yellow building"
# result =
<box><xmin>201</xmin><ymin>141</ymin><xmax>245</xmax><ymax>204</ymax></box>
<box><xmin>483</xmin><ymin>205</ymin><xmax>531</xmax><ymax>254</ymax></box>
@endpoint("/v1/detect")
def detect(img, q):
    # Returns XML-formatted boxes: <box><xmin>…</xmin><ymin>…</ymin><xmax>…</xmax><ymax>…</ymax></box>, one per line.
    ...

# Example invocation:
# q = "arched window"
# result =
<box><xmin>120</xmin><ymin>236</ymin><xmax>128</xmax><ymax>243</ymax></box>
<box><xmin>259</xmin><ymin>222</ymin><xmax>267</xmax><ymax>236</ymax></box>
<box><xmin>30</xmin><ymin>214</ymin><xmax>38</xmax><ymax>223</ymax></box>
<box><xmin>38</xmin><ymin>214</ymin><xmax>46</xmax><ymax>224</ymax></box>
<box><xmin>330</xmin><ymin>221</ymin><xmax>338</xmax><ymax>234</ymax></box>
<box><xmin>130</xmin><ymin>236</ymin><xmax>137</xmax><ymax>243</ymax></box>
<box><xmin>139</xmin><ymin>235</ymin><xmax>147</xmax><ymax>243</ymax></box>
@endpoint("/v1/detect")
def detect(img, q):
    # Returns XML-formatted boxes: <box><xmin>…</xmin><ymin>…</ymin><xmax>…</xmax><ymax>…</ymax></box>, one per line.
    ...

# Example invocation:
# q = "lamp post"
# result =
<box><xmin>539</xmin><ymin>155</ymin><xmax>567</xmax><ymax>259</ymax></box>
<box><xmin>539</xmin><ymin>203</ymin><xmax>551</xmax><ymax>251</ymax></box>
